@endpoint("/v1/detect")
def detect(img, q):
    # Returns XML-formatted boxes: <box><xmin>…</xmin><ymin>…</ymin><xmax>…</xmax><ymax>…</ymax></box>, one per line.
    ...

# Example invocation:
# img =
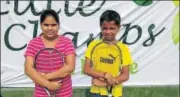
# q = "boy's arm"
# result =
<box><xmin>115</xmin><ymin>65</ymin><xmax>130</xmax><ymax>84</ymax></box>
<box><xmin>83</xmin><ymin>57</ymin><xmax>106</xmax><ymax>79</ymax></box>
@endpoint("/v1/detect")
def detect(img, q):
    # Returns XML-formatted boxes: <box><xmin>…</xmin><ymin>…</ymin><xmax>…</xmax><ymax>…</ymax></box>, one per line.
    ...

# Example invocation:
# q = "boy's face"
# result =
<box><xmin>100</xmin><ymin>21</ymin><xmax>120</xmax><ymax>42</ymax></box>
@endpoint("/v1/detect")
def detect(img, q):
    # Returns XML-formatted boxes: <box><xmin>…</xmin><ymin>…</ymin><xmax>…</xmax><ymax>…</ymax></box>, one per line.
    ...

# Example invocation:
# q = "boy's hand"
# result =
<box><xmin>104</xmin><ymin>73</ymin><xmax>119</xmax><ymax>86</ymax></box>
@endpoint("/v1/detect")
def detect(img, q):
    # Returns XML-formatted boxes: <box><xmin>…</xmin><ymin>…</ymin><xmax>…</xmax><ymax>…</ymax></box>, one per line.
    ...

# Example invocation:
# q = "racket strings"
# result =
<box><xmin>35</xmin><ymin>49</ymin><xmax>64</xmax><ymax>73</ymax></box>
<box><xmin>94</xmin><ymin>46</ymin><xmax>120</xmax><ymax>64</ymax></box>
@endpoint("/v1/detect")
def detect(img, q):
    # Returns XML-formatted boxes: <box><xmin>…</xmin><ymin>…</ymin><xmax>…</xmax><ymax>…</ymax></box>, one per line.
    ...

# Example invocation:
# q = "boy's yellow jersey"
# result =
<box><xmin>85</xmin><ymin>40</ymin><xmax>133</xmax><ymax>97</ymax></box>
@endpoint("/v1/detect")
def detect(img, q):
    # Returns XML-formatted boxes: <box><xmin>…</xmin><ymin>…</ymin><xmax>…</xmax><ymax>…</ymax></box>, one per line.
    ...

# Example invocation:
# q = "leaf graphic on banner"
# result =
<box><xmin>172</xmin><ymin>12</ymin><xmax>179</xmax><ymax>45</ymax></box>
<box><xmin>173</xmin><ymin>0</ymin><xmax>179</xmax><ymax>7</ymax></box>
<box><xmin>130</xmin><ymin>62</ymin><xmax>138</xmax><ymax>74</ymax></box>
<box><xmin>132</xmin><ymin>0</ymin><xmax>153</xmax><ymax>6</ymax></box>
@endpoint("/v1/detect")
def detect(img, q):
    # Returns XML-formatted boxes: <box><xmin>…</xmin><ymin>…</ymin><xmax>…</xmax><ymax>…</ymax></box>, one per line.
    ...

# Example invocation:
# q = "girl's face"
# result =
<box><xmin>41</xmin><ymin>16</ymin><xmax>59</xmax><ymax>40</ymax></box>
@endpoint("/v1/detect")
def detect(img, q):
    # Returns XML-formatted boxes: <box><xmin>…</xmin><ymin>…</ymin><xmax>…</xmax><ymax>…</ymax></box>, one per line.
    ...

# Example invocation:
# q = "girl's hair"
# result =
<box><xmin>40</xmin><ymin>9</ymin><xmax>60</xmax><ymax>24</ymax></box>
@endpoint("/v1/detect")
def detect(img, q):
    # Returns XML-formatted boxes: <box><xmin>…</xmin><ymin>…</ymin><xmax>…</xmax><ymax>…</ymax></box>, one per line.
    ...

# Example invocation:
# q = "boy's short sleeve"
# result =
<box><xmin>84</xmin><ymin>40</ymin><xmax>98</xmax><ymax>59</ymax></box>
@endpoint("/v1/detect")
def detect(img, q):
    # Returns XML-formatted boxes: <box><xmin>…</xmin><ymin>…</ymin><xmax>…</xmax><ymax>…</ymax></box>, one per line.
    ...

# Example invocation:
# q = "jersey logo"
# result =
<box><xmin>100</xmin><ymin>54</ymin><xmax>115</xmax><ymax>64</ymax></box>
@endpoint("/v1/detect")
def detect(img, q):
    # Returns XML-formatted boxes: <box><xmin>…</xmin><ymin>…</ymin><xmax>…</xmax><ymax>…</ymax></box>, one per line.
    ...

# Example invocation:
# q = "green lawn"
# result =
<box><xmin>1</xmin><ymin>86</ymin><xmax>179</xmax><ymax>97</ymax></box>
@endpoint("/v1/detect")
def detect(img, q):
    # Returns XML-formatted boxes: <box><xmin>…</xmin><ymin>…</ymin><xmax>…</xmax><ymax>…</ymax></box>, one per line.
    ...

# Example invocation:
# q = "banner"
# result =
<box><xmin>1</xmin><ymin>0</ymin><xmax>179</xmax><ymax>87</ymax></box>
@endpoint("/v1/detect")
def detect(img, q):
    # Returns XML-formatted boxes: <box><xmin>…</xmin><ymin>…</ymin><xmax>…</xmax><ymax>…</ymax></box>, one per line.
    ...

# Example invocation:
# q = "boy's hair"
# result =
<box><xmin>100</xmin><ymin>10</ymin><xmax>121</xmax><ymax>26</ymax></box>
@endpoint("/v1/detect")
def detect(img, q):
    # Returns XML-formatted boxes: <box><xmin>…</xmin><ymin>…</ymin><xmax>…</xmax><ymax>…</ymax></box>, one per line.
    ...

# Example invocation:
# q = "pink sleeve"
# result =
<box><xmin>64</xmin><ymin>39</ymin><xmax>76</xmax><ymax>56</ymax></box>
<box><xmin>24</xmin><ymin>40</ymin><xmax>36</xmax><ymax>57</ymax></box>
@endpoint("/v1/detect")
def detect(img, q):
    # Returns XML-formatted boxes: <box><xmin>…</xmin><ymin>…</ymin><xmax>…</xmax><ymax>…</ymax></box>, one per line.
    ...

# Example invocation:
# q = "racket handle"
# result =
<box><xmin>44</xmin><ymin>88</ymin><xmax>51</xmax><ymax>97</ymax></box>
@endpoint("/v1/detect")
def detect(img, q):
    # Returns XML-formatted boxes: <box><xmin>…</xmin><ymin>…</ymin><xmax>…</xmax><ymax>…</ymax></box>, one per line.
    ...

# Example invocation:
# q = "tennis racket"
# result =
<box><xmin>90</xmin><ymin>41</ymin><xmax>122</xmax><ymax>97</ymax></box>
<box><xmin>34</xmin><ymin>48</ymin><xmax>64</xmax><ymax>97</ymax></box>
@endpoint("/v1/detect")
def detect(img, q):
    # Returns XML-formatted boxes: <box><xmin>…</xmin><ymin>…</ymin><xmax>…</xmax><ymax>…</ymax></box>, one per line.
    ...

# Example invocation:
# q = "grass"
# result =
<box><xmin>1</xmin><ymin>85</ymin><xmax>179</xmax><ymax>97</ymax></box>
